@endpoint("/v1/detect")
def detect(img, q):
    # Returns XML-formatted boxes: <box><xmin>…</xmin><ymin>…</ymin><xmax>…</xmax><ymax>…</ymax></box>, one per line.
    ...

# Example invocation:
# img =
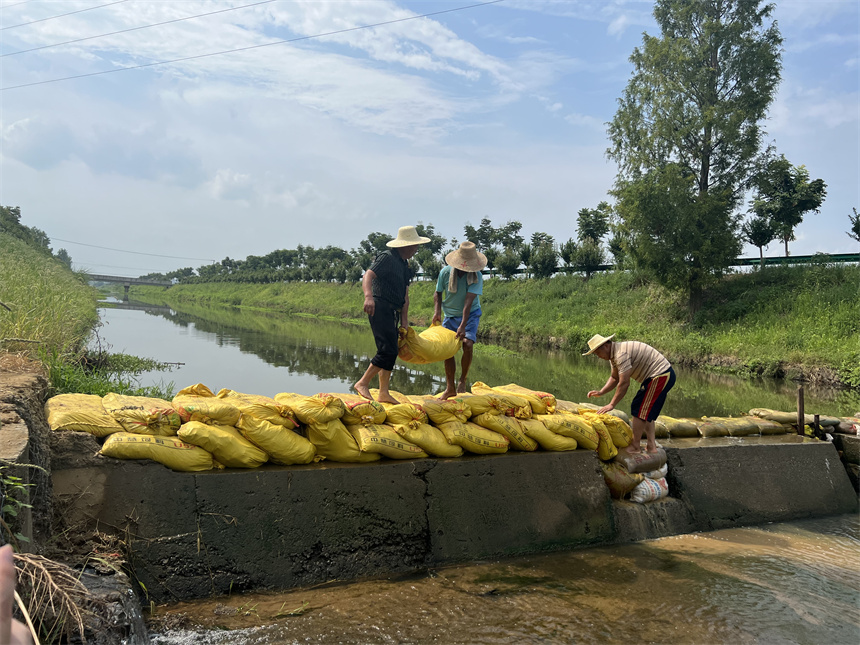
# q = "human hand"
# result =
<box><xmin>455</xmin><ymin>324</ymin><xmax>466</xmax><ymax>340</ymax></box>
<box><xmin>587</xmin><ymin>390</ymin><xmax>601</xmax><ymax>398</ymax></box>
<box><xmin>0</xmin><ymin>545</ymin><xmax>33</xmax><ymax>645</ymax></box>
<box><xmin>363</xmin><ymin>296</ymin><xmax>375</xmax><ymax>316</ymax></box>
<box><xmin>597</xmin><ymin>404</ymin><xmax>614</xmax><ymax>415</ymax></box>
<box><xmin>431</xmin><ymin>314</ymin><xmax>441</xmax><ymax>326</ymax></box>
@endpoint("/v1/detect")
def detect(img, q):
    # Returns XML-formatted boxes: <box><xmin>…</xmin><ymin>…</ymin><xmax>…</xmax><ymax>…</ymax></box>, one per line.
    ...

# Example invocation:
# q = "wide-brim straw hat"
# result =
<box><xmin>445</xmin><ymin>241</ymin><xmax>487</xmax><ymax>272</ymax></box>
<box><xmin>386</xmin><ymin>226</ymin><xmax>431</xmax><ymax>248</ymax></box>
<box><xmin>582</xmin><ymin>333</ymin><xmax>615</xmax><ymax>356</ymax></box>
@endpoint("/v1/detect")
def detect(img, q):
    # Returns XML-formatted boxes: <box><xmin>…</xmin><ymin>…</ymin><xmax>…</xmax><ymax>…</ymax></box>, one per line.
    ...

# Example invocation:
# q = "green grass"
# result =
<box><xmin>133</xmin><ymin>263</ymin><xmax>860</xmax><ymax>388</ymax></box>
<box><xmin>0</xmin><ymin>234</ymin><xmax>99</xmax><ymax>354</ymax></box>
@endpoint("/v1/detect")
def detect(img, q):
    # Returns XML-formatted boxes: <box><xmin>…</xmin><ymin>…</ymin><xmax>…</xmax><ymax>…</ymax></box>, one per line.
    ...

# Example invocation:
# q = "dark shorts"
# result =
<box><xmin>369</xmin><ymin>299</ymin><xmax>401</xmax><ymax>372</ymax></box>
<box><xmin>442</xmin><ymin>308</ymin><xmax>481</xmax><ymax>343</ymax></box>
<box><xmin>631</xmin><ymin>367</ymin><xmax>676</xmax><ymax>422</ymax></box>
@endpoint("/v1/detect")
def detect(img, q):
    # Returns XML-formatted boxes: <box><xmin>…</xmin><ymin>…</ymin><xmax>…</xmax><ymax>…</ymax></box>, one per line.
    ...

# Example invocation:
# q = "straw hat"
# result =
<box><xmin>386</xmin><ymin>226</ymin><xmax>431</xmax><ymax>248</ymax></box>
<box><xmin>445</xmin><ymin>241</ymin><xmax>487</xmax><ymax>272</ymax></box>
<box><xmin>582</xmin><ymin>333</ymin><xmax>615</xmax><ymax>356</ymax></box>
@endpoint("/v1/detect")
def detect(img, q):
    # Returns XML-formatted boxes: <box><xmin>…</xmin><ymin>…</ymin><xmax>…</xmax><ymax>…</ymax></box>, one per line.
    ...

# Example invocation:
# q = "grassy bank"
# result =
<box><xmin>134</xmin><ymin>262</ymin><xmax>860</xmax><ymax>388</ymax></box>
<box><xmin>0</xmin><ymin>233</ymin><xmax>173</xmax><ymax>397</ymax></box>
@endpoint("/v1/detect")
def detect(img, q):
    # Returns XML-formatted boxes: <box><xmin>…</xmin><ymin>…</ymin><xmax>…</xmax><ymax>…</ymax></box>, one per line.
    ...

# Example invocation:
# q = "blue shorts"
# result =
<box><xmin>443</xmin><ymin>309</ymin><xmax>481</xmax><ymax>343</ymax></box>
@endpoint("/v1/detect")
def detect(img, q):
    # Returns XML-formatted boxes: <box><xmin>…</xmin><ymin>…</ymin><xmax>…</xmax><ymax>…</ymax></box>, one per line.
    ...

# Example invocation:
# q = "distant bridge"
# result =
<box><xmin>87</xmin><ymin>273</ymin><xmax>170</xmax><ymax>301</ymax></box>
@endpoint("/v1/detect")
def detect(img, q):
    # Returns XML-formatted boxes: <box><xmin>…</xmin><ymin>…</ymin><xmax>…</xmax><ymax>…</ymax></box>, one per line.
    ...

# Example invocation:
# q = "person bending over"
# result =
<box><xmin>432</xmin><ymin>241</ymin><xmax>487</xmax><ymax>400</ymax></box>
<box><xmin>584</xmin><ymin>334</ymin><xmax>676</xmax><ymax>454</ymax></box>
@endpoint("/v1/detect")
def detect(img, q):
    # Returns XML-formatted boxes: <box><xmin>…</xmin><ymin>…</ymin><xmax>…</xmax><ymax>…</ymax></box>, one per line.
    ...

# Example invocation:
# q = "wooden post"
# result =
<box><xmin>814</xmin><ymin>414</ymin><xmax>820</xmax><ymax>438</ymax></box>
<box><xmin>797</xmin><ymin>386</ymin><xmax>805</xmax><ymax>436</ymax></box>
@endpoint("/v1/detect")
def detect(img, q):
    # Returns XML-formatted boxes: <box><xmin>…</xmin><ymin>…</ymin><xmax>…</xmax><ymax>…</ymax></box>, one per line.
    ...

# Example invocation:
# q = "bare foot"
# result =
<box><xmin>622</xmin><ymin>445</ymin><xmax>641</xmax><ymax>455</ymax></box>
<box><xmin>645</xmin><ymin>445</ymin><xmax>660</xmax><ymax>454</ymax></box>
<box><xmin>353</xmin><ymin>382</ymin><xmax>373</xmax><ymax>401</ymax></box>
<box><xmin>457</xmin><ymin>381</ymin><xmax>468</xmax><ymax>394</ymax></box>
<box><xmin>439</xmin><ymin>388</ymin><xmax>457</xmax><ymax>400</ymax></box>
<box><xmin>377</xmin><ymin>394</ymin><xmax>399</xmax><ymax>405</ymax></box>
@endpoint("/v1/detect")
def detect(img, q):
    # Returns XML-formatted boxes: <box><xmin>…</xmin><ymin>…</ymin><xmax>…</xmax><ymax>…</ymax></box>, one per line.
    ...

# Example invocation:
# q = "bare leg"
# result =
<box><xmin>644</xmin><ymin>420</ymin><xmax>659</xmax><ymax>453</ymax></box>
<box><xmin>457</xmin><ymin>340</ymin><xmax>474</xmax><ymax>393</ymax></box>
<box><xmin>440</xmin><ymin>357</ymin><xmax>457</xmax><ymax>400</ymax></box>
<box><xmin>354</xmin><ymin>364</ymin><xmax>381</xmax><ymax>400</ymax></box>
<box><xmin>625</xmin><ymin>416</ymin><xmax>647</xmax><ymax>454</ymax></box>
<box><xmin>376</xmin><ymin>368</ymin><xmax>399</xmax><ymax>404</ymax></box>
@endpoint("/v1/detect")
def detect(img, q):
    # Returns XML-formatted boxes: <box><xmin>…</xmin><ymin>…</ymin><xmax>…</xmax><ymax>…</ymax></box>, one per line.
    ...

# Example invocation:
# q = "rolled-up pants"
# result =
<box><xmin>369</xmin><ymin>299</ymin><xmax>401</xmax><ymax>372</ymax></box>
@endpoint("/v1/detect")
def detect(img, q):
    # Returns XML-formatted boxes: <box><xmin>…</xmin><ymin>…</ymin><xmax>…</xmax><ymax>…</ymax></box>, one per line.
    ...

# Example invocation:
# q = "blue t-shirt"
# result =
<box><xmin>436</xmin><ymin>265</ymin><xmax>482</xmax><ymax>318</ymax></box>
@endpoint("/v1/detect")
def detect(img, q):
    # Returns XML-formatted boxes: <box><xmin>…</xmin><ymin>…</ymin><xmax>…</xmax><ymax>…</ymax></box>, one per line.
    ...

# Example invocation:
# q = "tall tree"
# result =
<box><xmin>749</xmin><ymin>155</ymin><xmax>827</xmax><ymax>256</ymax></box>
<box><xmin>607</xmin><ymin>0</ymin><xmax>782</xmax><ymax>313</ymax></box>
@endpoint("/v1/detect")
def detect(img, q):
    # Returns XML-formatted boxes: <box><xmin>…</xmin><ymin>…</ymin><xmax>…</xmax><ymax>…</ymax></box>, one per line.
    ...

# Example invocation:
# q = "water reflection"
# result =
<box><xmin>96</xmin><ymin>300</ymin><xmax>857</xmax><ymax>417</ymax></box>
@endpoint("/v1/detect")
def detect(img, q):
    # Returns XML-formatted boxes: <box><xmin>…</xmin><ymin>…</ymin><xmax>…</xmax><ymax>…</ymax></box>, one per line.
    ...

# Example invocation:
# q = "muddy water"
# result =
<box><xmin>148</xmin><ymin>515</ymin><xmax>859</xmax><ymax>645</ymax></box>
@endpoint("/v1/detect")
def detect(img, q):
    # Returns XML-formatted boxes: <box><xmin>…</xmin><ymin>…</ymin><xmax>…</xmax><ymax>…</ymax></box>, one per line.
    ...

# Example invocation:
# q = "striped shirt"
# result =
<box><xmin>610</xmin><ymin>341</ymin><xmax>671</xmax><ymax>384</ymax></box>
<box><xmin>369</xmin><ymin>249</ymin><xmax>413</xmax><ymax>308</ymax></box>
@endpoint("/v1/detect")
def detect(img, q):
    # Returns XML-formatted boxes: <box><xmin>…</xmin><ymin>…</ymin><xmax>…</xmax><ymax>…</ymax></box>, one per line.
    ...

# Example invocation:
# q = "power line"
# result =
<box><xmin>1</xmin><ymin>0</ymin><xmax>505</xmax><ymax>91</ymax></box>
<box><xmin>72</xmin><ymin>261</ymin><xmax>174</xmax><ymax>272</ymax></box>
<box><xmin>1</xmin><ymin>0</ymin><xmax>129</xmax><ymax>31</ymax></box>
<box><xmin>3</xmin><ymin>0</ymin><xmax>278</xmax><ymax>57</ymax></box>
<box><xmin>52</xmin><ymin>237</ymin><xmax>217</xmax><ymax>262</ymax></box>
<box><xmin>0</xmin><ymin>1</ymin><xmax>38</xmax><ymax>10</ymax></box>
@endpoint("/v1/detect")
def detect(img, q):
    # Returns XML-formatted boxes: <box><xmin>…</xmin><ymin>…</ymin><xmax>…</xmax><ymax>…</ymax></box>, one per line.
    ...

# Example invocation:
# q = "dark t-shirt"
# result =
<box><xmin>369</xmin><ymin>249</ymin><xmax>412</xmax><ymax>308</ymax></box>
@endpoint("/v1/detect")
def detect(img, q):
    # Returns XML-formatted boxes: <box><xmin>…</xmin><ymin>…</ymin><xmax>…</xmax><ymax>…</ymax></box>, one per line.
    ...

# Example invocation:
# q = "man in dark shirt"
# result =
<box><xmin>354</xmin><ymin>225</ymin><xmax>430</xmax><ymax>404</ymax></box>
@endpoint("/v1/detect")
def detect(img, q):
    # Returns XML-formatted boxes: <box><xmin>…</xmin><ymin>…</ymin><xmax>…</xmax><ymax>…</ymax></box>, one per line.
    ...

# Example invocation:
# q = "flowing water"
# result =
<box><xmin>146</xmin><ymin>515</ymin><xmax>859</xmax><ymax>645</ymax></box>
<box><xmin>95</xmin><ymin>300</ymin><xmax>858</xmax><ymax>418</ymax></box>
<box><xmin>93</xmin><ymin>301</ymin><xmax>860</xmax><ymax>643</ymax></box>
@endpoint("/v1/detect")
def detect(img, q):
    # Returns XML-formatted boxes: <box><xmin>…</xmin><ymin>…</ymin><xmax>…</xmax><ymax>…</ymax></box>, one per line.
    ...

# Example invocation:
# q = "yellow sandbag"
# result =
<box><xmin>437</xmin><ymin>421</ymin><xmax>508</xmax><ymax>454</ymax></box>
<box><xmin>44</xmin><ymin>394</ymin><xmax>123</xmax><ymax>437</ymax></box>
<box><xmin>697</xmin><ymin>419</ymin><xmax>729</xmax><ymax>437</ymax></box>
<box><xmin>177</xmin><ymin>421</ymin><xmax>268</xmax><ymax>468</ymax></box>
<box><xmin>597</xmin><ymin>414</ymin><xmax>633</xmax><ymax>448</ymax></box>
<box><xmin>704</xmin><ymin>416</ymin><xmax>760</xmax><ymax>436</ymax></box>
<box><xmin>413</xmin><ymin>397</ymin><xmax>471</xmax><ymax>425</ymax></box>
<box><xmin>653</xmin><ymin>418</ymin><xmax>670</xmax><ymax>438</ymax></box>
<box><xmin>397</xmin><ymin>322</ymin><xmax>462</xmax><ymax>364</ymax></box>
<box><xmin>235</xmin><ymin>415</ymin><xmax>316</xmax><ymax>465</ymax></box>
<box><xmin>305</xmin><ymin>418</ymin><xmax>380</xmax><ymax>463</ymax></box>
<box><xmin>601</xmin><ymin>461</ymin><xmax>644</xmax><ymax>499</ymax></box>
<box><xmin>578</xmin><ymin>411</ymin><xmax>617</xmax><ymax>460</ymax></box>
<box><xmin>392</xmin><ymin>422</ymin><xmax>463</xmax><ymax>458</ymax></box>
<box><xmin>455</xmin><ymin>394</ymin><xmax>508</xmax><ymax>417</ymax></box>
<box><xmin>749</xmin><ymin>408</ymin><xmax>813</xmax><ymax>425</ymax></box>
<box><xmin>327</xmin><ymin>393</ymin><xmax>387</xmax><ymax>426</ymax></box>
<box><xmin>748</xmin><ymin>416</ymin><xmax>787</xmax><ymax>435</ymax></box>
<box><xmin>172</xmin><ymin>394</ymin><xmax>241</xmax><ymax>427</ymax></box>
<box><xmin>518</xmin><ymin>418</ymin><xmax>577</xmax><ymax>451</ymax></box>
<box><xmin>384</xmin><ymin>403</ymin><xmax>429</xmax><ymax>426</ymax></box>
<box><xmin>347</xmin><ymin>423</ymin><xmax>429</xmax><ymax>459</ymax></box>
<box><xmin>494</xmin><ymin>384</ymin><xmax>557</xmax><ymax>415</ymax></box>
<box><xmin>175</xmin><ymin>383</ymin><xmax>216</xmax><ymax>398</ymax></box>
<box><xmin>470</xmin><ymin>382</ymin><xmax>531</xmax><ymax>419</ymax></box>
<box><xmin>561</xmin><ymin>400</ymin><xmax>631</xmax><ymax>424</ymax></box>
<box><xmin>658</xmin><ymin>415</ymin><xmax>699</xmax><ymax>438</ymax></box>
<box><xmin>216</xmin><ymin>389</ymin><xmax>299</xmax><ymax>428</ymax></box>
<box><xmin>102</xmin><ymin>393</ymin><xmax>182</xmax><ymax>436</ymax></box>
<box><xmin>100</xmin><ymin>432</ymin><xmax>219</xmax><ymax>472</ymax></box>
<box><xmin>275</xmin><ymin>393</ymin><xmax>345</xmax><ymax>424</ymax></box>
<box><xmin>471</xmin><ymin>412</ymin><xmax>537</xmax><ymax>451</ymax></box>
<box><xmin>537</xmin><ymin>413</ymin><xmax>599</xmax><ymax>450</ymax></box>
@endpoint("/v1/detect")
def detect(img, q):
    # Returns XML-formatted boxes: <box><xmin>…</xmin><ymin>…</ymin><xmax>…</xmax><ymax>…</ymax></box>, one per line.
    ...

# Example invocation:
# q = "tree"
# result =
<box><xmin>55</xmin><ymin>248</ymin><xmax>72</xmax><ymax>268</ymax></box>
<box><xmin>530</xmin><ymin>243</ymin><xmax>558</xmax><ymax>279</ymax></box>
<box><xmin>576</xmin><ymin>202</ymin><xmax>611</xmax><ymax>243</ymax></box>
<box><xmin>0</xmin><ymin>205</ymin><xmax>52</xmax><ymax>254</ymax></box>
<box><xmin>749</xmin><ymin>155</ymin><xmax>826</xmax><ymax>256</ymax></box>
<box><xmin>414</xmin><ymin>222</ymin><xmax>446</xmax><ymax>255</ymax></box>
<box><xmin>607</xmin><ymin>0</ymin><xmax>782</xmax><ymax>314</ymax></box>
<box><xmin>497</xmin><ymin>221</ymin><xmax>524</xmax><ymax>251</ymax></box>
<box><xmin>518</xmin><ymin>244</ymin><xmax>532</xmax><ymax>278</ymax></box>
<box><xmin>495</xmin><ymin>249</ymin><xmax>520</xmax><ymax>279</ymax></box>
<box><xmin>848</xmin><ymin>208</ymin><xmax>860</xmax><ymax>244</ymax></box>
<box><xmin>559</xmin><ymin>238</ymin><xmax>577</xmax><ymax>268</ymax></box>
<box><xmin>463</xmin><ymin>217</ymin><xmax>496</xmax><ymax>251</ymax></box>
<box><xmin>741</xmin><ymin>214</ymin><xmax>775</xmax><ymax>268</ymax></box>
<box><xmin>572</xmin><ymin>238</ymin><xmax>606</xmax><ymax>280</ymax></box>
<box><xmin>530</xmin><ymin>232</ymin><xmax>555</xmax><ymax>248</ymax></box>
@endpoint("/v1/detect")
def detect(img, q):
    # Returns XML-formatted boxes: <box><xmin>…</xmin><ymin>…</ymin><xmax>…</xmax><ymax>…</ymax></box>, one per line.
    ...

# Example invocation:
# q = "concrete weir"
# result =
<box><xmin>50</xmin><ymin>431</ymin><xmax>858</xmax><ymax>605</ymax></box>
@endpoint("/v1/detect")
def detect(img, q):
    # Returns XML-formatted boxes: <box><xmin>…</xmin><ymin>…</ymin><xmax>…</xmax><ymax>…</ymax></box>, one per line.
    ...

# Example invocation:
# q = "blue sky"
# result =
<box><xmin>1</xmin><ymin>0</ymin><xmax>857</xmax><ymax>277</ymax></box>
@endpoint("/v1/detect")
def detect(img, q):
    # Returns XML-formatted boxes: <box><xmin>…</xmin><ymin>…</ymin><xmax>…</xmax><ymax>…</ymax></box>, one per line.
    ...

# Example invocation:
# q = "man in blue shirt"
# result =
<box><xmin>432</xmin><ymin>241</ymin><xmax>487</xmax><ymax>399</ymax></box>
